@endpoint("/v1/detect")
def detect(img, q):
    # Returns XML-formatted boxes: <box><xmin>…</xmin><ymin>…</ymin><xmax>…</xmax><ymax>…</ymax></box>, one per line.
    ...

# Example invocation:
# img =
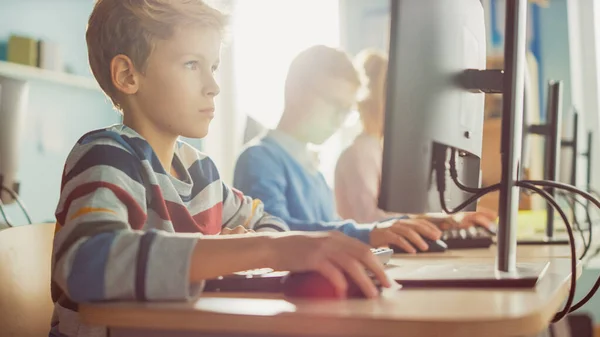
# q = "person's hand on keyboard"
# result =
<box><xmin>369</xmin><ymin>219</ymin><xmax>442</xmax><ymax>254</ymax></box>
<box><xmin>414</xmin><ymin>208</ymin><xmax>497</xmax><ymax>231</ymax></box>
<box><xmin>453</xmin><ymin>209</ymin><xmax>497</xmax><ymax>231</ymax></box>
<box><xmin>269</xmin><ymin>231</ymin><xmax>391</xmax><ymax>298</ymax></box>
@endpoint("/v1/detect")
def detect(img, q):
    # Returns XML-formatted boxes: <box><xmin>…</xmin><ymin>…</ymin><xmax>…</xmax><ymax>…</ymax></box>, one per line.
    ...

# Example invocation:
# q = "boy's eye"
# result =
<box><xmin>184</xmin><ymin>61</ymin><xmax>200</xmax><ymax>70</ymax></box>
<box><xmin>211</xmin><ymin>65</ymin><xmax>219</xmax><ymax>73</ymax></box>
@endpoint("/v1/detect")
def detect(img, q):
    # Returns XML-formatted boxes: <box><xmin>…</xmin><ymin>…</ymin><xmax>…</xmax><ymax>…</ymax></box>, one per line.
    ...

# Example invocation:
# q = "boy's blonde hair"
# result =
<box><xmin>353</xmin><ymin>49</ymin><xmax>388</xmax><ymax>122</ymax></box>
<box><xmin>86</xmin><ymin>0</ymin><xmax>227</xmax><ymax>110</ymax></box>
<box><xmin>284</xmin><ymin>45</ymin><xmax>360</xmax><ymax>106</ymax></box>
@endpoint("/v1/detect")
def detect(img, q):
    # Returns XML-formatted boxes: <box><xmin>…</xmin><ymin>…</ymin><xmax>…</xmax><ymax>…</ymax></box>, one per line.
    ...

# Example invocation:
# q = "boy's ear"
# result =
<box><xmin>110</xmin><ymin>55</ymin><xmax>140</xmax><ymax>95</ymax></box>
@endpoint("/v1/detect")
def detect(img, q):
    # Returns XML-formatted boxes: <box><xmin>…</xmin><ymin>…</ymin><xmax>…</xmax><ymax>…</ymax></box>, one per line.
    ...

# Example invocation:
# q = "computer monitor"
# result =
<box><xmin>379</xmin><ymin>0</ymin><xmax>549</xmax><ymax>284</ymax></box>
<box><xmin>379</xmin><ymin>0</ymin><xmax>486</xmax><ymax>214</ymax></box>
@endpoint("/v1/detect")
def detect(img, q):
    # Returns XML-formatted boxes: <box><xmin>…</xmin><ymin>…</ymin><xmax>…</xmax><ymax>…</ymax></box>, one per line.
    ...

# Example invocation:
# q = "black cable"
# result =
<box><xmin>440</xmin><ymin>156</ymin><xmax>579</xmax><ymax>320</ymax></box>
<box><xmin>557</xmin><ymin>191</ymin><xmax>593</xmax><ymax>259</ymax></box>
<box><xmin>0</xmin><ymin>198</ymin><xmax>13</xmax><ymax>227</ymax></box>
<box><xmin>517</xmin><ymin>182</ymin><xmax>577</xmax><ymax>323</ymax></box>
<box><xmin>569</xmin><ymin>268</ymin><xmax>600</xmax><ymax>313</ymax></box>
<box><xmin>441</xmin><ymin>155</ymin><xmax>588</xmax><ymax>317</ymax></box>
<box><xmin>449</xmin><ymin>149</ymin><xmax>500</xmax><ymax>194</ymax></box>
<box><xmin>522</xmin><ymin>180</ymin><xmax>600</xmax><ymax>313</ymax></box>
<box><xmin>0</xmin><ymin>186</ymin><xmax>32</xmax><ymax>224</ymax></box>
<box><xmin>436</xmin><ymin>147</ymin><xmax>501</xmax><ymax>214</ymax></box>
<box><xmin>523</xmin><ymin>181</ymin><xmax>600</xmax><ymax>214</ymax></box>
<box><xmin>587</xmin><ymin>246</ymin><xmax>600</xmax><ymax>266</ymax></box>
<box><xmin>573</xmin><ymin>192</ymin><xmax>594</xmax><ymax>258</ymax></box>
<box><xmin>439</xmin><ymin>183</ymin><xmax>501</xmax><ymax>215</ymax></box>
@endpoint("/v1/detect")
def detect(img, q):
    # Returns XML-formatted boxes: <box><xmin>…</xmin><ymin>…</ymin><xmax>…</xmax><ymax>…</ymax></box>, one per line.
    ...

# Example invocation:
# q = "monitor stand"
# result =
<box><xmin>392</xmin><ymin>261</ymin><xmax>550</xmax><ymax>288</ymax></box>
<box><xmin>518</xmin><ymin>75</ymin><xmax>566</xmax><ymax>246</ymax></box>
<box><xmin>424</xmin><ymin>0</ymin><xmax>550</xmax><ymax>289</ymax></box>
<box><xmin>494</xmin><ymin>0</ymin><xmax>550</xmax><ymax>284</ymax></box>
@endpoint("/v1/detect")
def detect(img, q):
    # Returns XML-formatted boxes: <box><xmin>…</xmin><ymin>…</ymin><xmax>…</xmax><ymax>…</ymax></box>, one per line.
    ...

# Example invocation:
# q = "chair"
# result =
<box><xmin>0</xmin><ymin>223</ymin><xmax>55</xmax><ymax>337</ymax></box>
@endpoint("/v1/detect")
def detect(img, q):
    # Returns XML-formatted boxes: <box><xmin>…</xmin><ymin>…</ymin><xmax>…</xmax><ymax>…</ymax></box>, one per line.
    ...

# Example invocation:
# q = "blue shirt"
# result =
<box><xmin>234</xmin><ymin>131</ymin><xmax>373</xmax><ymax>243</ymax></box>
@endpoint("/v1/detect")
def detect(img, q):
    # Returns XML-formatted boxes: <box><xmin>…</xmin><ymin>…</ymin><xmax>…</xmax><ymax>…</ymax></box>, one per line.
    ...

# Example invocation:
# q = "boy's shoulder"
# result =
<box><xmin>74</xmin><ymin>124</ymin><xmax>142</xmax><ymax>149</ymax></box>
<box><xmin>63</xmin><ymin>124</ymin><xmax>143</xmax><ymax>177</ymax></box>
<box><xmin>234</xmin><ymin>135</ymin><xmax>292</xmax><ymax>178</ymax></box>
<box><xmin>66</xmin><ymin>125</ymin><xmax>140</xmax><ymax>163</ymax></box>
<box><xmin>238</xmin><ymin>134</ymin><xmax>282</xmax><ymax>159</ymax></box>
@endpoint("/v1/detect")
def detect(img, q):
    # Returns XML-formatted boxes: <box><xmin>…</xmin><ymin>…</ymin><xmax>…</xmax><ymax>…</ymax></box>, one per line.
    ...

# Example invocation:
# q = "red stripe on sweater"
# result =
<box><xmin>57</xmin><ymin>182</ymin><xmax>147</xmax><ymax>229</ymax></box>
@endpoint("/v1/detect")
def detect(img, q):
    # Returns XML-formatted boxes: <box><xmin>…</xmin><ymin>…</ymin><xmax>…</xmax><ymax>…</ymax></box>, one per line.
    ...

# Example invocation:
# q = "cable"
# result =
<box><xmin>440</xmin><ymin>156</ymin><xmax>579</xmax><ymax>320</ymax></box>
<box><xmin>522</xmin><ymin>181</ymin><xmax>600</xmax><ymax>214</ymax></box>
<box><xmin>0</xmin><ymin>198</ymin><xmax>13</xmax><ymax>227</ymax></box>
<box><xmin>569</xmin><ymin>267</ymin><xmax>600</xmax><ymax>313</ymax></box>
<box><xmin>0</xmin><ymin>186</ymin><xmax>32</xmax><ymax>225</ymax></box>
<box><xmin>441</xmin><ymin>155</ymin><xmax>590</xmax><ymax>317</ymax></box>
<box><xmin>516</xmin><ymin>182</ymin><xmax>577</xmax><ymax>322</ymax></box>
<box><xmin>521</xmin><ymin>180</ymin><xmax>600</xmax><ymax>314</ymax></box>
<box><xmin>436</xmin><ymin>147</ymin><xmax>501</xmax><ymax>214</ymax></box>
<box><xmin>449</xmin><ymin>149</ymin><xmax>500</xmax><ymax>194</ymax></box>
<box><xmin>557</xmin><ymin>191</ymin><xmax>592</xmax><ymax>259</ymax></box>
<box><xmin>567</xmin><ymin>191</ymin><xmax>600</xmax><ymax>266</ymax></box>
<box><xmin>439</xmin><ymin>183</ymin><xmax>501</xmax><ymax>214</ymax></box>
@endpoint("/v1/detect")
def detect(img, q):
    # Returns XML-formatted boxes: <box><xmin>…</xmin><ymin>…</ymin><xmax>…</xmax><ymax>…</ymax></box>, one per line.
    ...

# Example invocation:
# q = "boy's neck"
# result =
<box><xmin>277</xmin><ymin>107</ymin><xmax>310</xmax><ymax>144</ymax></box>
<box><xmin>123</xmin><ymin>116</ymin><xmax>178</xmax><ymax>174</ymax></box>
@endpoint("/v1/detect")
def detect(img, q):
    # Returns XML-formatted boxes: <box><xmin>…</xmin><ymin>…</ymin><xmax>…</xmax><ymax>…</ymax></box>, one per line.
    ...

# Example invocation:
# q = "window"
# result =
<box><xmin>232</xmin><ymin>0</ymin><xmax>347</xmax><ymax>185</ymax></box>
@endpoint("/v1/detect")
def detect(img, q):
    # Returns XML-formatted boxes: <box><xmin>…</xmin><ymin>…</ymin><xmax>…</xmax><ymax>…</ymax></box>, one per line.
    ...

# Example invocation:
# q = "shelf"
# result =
<box><xmin>0</xmin><ymin>60</ymin><xmax>99</xmax><ymax>91</ymax></box>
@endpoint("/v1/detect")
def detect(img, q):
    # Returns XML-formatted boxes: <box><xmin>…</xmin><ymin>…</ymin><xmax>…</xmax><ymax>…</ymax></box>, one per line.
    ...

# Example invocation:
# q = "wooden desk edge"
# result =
<box><xmin>80</xmin><ymin>268</ymin><xmax>575</xmax><ymax>337</ymax></box>
<box><xmin>80</xmin><ymin>256</ymin><xmax>582</xmax><ymax>337</ymax></box>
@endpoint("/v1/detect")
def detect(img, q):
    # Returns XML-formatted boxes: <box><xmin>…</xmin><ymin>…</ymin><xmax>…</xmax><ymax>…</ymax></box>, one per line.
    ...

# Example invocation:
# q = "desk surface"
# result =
<box><xmin>80</xmin><ymin>253</ymin><xmax>578</xmax><ymax>337</ymax></box>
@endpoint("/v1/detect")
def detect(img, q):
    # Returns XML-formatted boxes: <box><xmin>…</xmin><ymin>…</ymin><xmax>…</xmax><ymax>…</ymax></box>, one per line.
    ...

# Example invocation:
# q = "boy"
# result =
<box><xmin>234</xmin><ymin>46</ymin><xmax>496</xmax><ymax>254</ymax></box>
<box><xmin>50</xmin><ymin>2</ymin><xmax>389</xmax><ymax>336</ymax></box>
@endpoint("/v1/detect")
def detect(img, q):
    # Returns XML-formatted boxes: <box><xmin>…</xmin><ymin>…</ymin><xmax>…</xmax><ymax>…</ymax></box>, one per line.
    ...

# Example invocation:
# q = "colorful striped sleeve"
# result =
<box><xmin>52</xmin><ymin>137</ymin><xmax>202</xmax><ymax>305</ymax></box>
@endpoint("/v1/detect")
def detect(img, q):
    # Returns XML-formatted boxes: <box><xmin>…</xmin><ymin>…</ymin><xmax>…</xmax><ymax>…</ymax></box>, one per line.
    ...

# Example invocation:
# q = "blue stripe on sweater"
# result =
<box><xmin>79</xmin><ymin>130</ymin><xmax>137</xmax><ymax>155</ymax></box>
<box><xmin>185</xmin><ymin>157</ymin><xmax>220</xmax><ymax>202</ymax></box>
<box><xmin>67</xmin><ymin>232</ymin><xmax>117</xmax><ymax>302</ymax></box>
<box><xmin>120</xmin><ymin>135</ymin><xmax>167</xmax><ymax>174</ymax></box>
<box><xmin>135</xmin><ymin>230</ymin><xmax>158</xmax><ymax>301</ymax></box>
<box><xmin>64</xmin><ymin>144</ymin><xmax>144</xmax><ymax>187</ymax></box>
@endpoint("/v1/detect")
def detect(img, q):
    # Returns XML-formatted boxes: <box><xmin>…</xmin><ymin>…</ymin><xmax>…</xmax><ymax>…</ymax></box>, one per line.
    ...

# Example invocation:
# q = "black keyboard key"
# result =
<box><xmin>440</xmin><ymin>225</ymin><xmax>495</xmax><ymax>250</ymax></box>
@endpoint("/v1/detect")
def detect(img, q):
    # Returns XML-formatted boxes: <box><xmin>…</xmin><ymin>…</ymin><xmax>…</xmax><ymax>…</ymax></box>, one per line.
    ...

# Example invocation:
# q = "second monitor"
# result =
<box><xmin>379</xmin><ymin>0</ymin><xmax>487</xmax><ymax>215</ymax></box>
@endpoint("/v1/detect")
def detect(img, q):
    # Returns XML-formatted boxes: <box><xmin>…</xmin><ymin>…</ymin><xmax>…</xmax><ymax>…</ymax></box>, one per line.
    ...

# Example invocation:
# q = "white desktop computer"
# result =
<box><xmin>379</xmin><ymin>0</ymin><xmax>549</xmax><ymax>286</ymax></box>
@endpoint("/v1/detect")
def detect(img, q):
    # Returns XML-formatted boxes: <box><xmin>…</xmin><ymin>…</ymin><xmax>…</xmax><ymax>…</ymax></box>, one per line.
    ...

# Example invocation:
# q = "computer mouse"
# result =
<box><xmin>391</xmin><ymin>236</ymin><xmax>448</xmax><ymax>254</ymax></box>
<box><xmin>282</xmin><ymin>271</ymin><xmax>382</xmax><ymax>299</ymax></box>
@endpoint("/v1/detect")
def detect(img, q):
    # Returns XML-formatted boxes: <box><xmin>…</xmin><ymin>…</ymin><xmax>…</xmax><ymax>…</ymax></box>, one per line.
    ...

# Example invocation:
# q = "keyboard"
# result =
<box><xmin>441</xmin><ymin>226</ymin><xmax>495</xmax><ymax>249</ymax></box>
<box><xmin>370</xmin><ymin>247</ymin><xmax>394</xmax><ymax>265</ymax></box>
<box><xmin>204</xmin><ymin>247</ymin><xmax>394</xmax><ymax>293</ymax></box>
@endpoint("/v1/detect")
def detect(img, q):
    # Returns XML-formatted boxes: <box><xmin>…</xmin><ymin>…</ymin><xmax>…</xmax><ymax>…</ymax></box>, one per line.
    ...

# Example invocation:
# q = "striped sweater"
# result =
<box><xmin>50</xmin><ymin>125</ymin><xmax>288</xmax><ymax>337</ymax></box>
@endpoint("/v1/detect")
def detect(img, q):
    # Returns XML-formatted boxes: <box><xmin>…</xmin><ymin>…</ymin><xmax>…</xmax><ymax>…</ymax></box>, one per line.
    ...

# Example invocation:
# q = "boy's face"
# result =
<box><xmin>133</xmin><ymin>24</ymin><xmax>221</xmax><ymax>139</ymax></box>
<box><xmin>300</xmin><ymin>78</ymin><xmax>358</xmax><ymax>145</ymax></box>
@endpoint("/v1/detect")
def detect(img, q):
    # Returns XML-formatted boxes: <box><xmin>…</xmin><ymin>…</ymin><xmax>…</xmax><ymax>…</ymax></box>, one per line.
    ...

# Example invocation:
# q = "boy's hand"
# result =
<box><xmin>269</xmin><ymin>231</ymin><xmax>391</xmax><ymax>299</ymax></box>
<box><xmin>369</xmin><ymin>219</ymin><xmax>442</xmax><ymax>254</ymax></box>
<box><xmin>415</xmin><ymin>209</ymin><xmax>498</xmax><ymax>230</ymax></box>
<box><xmin>221</xmin><ymin>226</ymin><xmax>254</xmax><ymax>235</ymax></box>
